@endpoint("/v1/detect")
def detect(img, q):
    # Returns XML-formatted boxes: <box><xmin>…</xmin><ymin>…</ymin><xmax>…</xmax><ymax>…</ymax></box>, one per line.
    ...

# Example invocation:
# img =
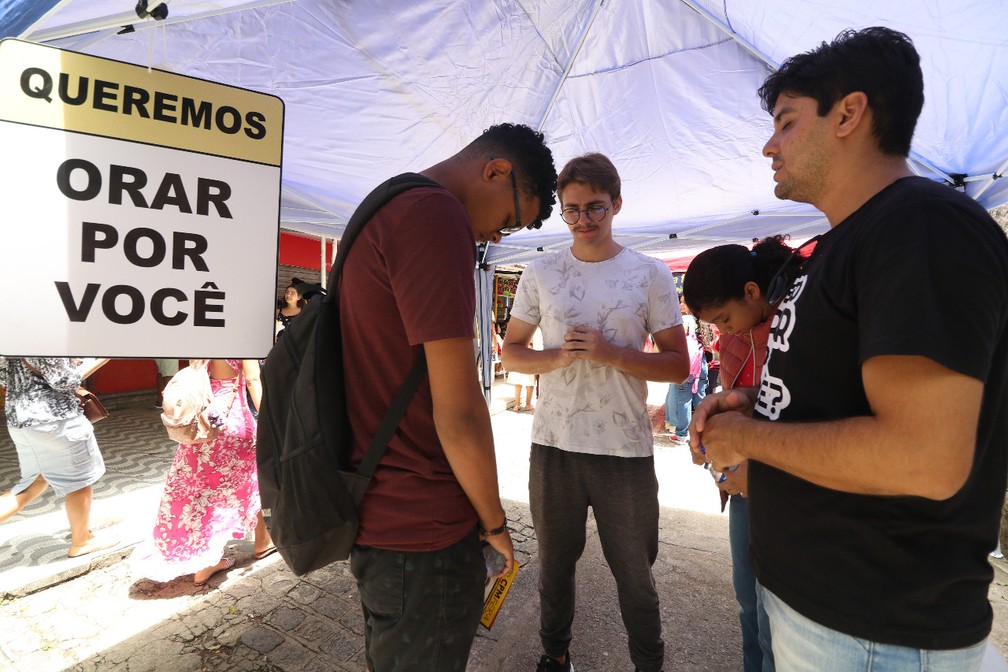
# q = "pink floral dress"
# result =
<box><xmin>131</xmin><ymin>360</ymin><xmax>260</xmax><ymax>581</ymax></box>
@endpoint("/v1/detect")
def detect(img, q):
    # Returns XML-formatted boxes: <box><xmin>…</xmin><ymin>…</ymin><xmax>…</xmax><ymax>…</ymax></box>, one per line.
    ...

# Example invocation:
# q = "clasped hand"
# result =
<box><xmin>688</xmin><ymin>388</ymin><xmax>754</xmax><ymax>471</ymax></box>
<box><xmin>561</xmin><ymin>325</ymin><xmax>613</xmax><ymax>363</ymax></box>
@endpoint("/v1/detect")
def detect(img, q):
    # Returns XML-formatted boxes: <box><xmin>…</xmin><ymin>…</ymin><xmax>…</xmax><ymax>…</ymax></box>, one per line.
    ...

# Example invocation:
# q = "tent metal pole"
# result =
<box><xmin>60</xmin><ymin>27</ymin><xmax>125</xmax><ymax>51</ymax></box>
<box><xmin>326</xmin><ymin>239</ymin><xmax>339</xmax><ymax>291</ymax></box>
<box><xmin>27</xmin><ymin>0</ymin><xmax>294</xmax><ymax>43</ymax></box>
<box><xmin>18</xmin><ymin>0</ymin><xmax>74</xmax><ymax>39</ymax></box>
<box><xmin>474</xmin><ymin>265</ymin><xmax>495</xmax><ymax>404</ymax></box>
<box><xmin>281</xmin><ymin>185</ymin><xmax>343</xmax><ymax>239</ymax></box>
<box><xmin>970</xmin><ymin>158</ymin><xmax>1008</xmax><ymax>203</ymax></box>
<box><xmin>278</xmin><ymin>215</ymin><xmax>340</xmax><ymax>226</ymax></box>
<box><xmin>680</xmin><ymin>0</ymin><xmax>959</xmax><ymax>193</ymax></box>
<box><xmin>677</xmin><ymin>0</ymin><xmax>779</xmax><ymax>68</ymax></box>
<box><xmin>486</xmin><ymin>208</ymin><xmax>829</xmax><ymax>265</ymax></box>
<box><xmin>534</xmin><ymin>0</ymin><xmax>606</xmax><ymax>131</ymax></box>
<box><xmin>489</xmin><ymin>241</ymin><xmax>569</xmax><ymax>267</ymax></box>
<box><xmin>906</xmin><ymin>155</ymin><xmax>956</xmax><ymax>186</ymax></box>
<box><xmin>319</xmin><ymin>237</ymin><xmax>327</xmax><ymax>288</ymax></box>
<box><xmin>282</xmin><ymin>185</ymin><xmax>339</xmax><ymax>217</ymax></box>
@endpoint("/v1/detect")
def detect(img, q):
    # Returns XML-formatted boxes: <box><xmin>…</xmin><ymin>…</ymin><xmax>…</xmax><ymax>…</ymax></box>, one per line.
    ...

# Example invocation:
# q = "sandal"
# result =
<box><xmin>254</xmin><ymin>545</ymin><xmax>277</xmax><ymax>560</ymax></box>
<box><xmin>193</xmin><ymin>557</ymin><xmax>236</xmax><ymax>586</ymax></box>
<box><xmin>67</xmin><ymin>535</ymin><xmax>119</xmax><ymax>558</ymax></box>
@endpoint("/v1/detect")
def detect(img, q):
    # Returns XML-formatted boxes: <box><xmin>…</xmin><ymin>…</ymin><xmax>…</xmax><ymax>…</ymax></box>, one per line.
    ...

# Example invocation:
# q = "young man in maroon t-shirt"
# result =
<box><xmin>340</xmin><ymin>123</ymin><xmax>556</xmax><ymax>671</ymax></box>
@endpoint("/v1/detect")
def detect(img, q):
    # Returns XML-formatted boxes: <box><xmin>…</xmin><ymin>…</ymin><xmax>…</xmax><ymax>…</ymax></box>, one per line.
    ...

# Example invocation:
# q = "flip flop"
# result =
<box><xmin>67</xmin><ymin>535</ymin><xmax>119</xmax><ymax>558</ymax></box>
<box><xmin>254</xmin><ymin>545</ymin><xmax>277</xmax><ymax>560</ymax></box>
<box><xmin>194</xmin><ymin>557</ymin><xmax>236</xmax><ymax>586</ymax></box>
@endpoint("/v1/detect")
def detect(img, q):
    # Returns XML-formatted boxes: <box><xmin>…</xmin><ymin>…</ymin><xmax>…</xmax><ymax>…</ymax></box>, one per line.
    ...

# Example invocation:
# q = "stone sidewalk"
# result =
<box><xmin>0</xmin><ymin>497</ymin><xmax>742</xmax><ymax>671</ymax></box>
<box><xmin>2</xmin><ymin>382</ymin><xmax>1008</xmax><ymax>671</ymax></box>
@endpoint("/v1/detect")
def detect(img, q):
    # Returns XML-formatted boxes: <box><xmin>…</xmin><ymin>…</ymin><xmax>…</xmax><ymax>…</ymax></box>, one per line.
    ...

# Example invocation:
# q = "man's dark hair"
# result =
<box><xmin>465</xmin><ymin>123</ymin><xmax>557</xmax><ymax>228</ymax></box>
<box><xmin>557</xmin><ymin>152</ymin><xmax>621</xmax><ymax>203</ymax></box>
<box><xmin>683</xmin><ymin>235</ymin><xmax>799</xmax><ymax>314</ymax></box>
<box><xmin>757</xmin><ymin>26</ymin><xmax>924</xmax><ymax>157</ymax></box>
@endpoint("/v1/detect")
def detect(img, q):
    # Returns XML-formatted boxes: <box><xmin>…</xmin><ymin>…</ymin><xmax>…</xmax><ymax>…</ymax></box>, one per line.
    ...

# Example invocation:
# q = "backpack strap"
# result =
<box><xmin>325</xmin><ymin>173</ymin><xmax>440</xmax><ymax>495</ymax></box>
<box><xmin>325</xmin><ymin>172</ymin><xmax>442</xmax><ymax>302</ymax></box>
<box><xmin>352</xmin><ymin>352</ymin><xmax>428</xmax><ymax>499</ymax></box>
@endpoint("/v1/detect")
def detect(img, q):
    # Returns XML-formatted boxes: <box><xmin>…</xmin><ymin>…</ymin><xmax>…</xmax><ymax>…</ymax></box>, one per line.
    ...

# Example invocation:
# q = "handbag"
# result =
<box><xmin>161</xmin><ymin>363</ymin><xmax>240</xmax><ymax>445</ymax></box>
<box><xmin>21</xmin><ymin>359</ymin><xmax>109</xmax><ymax>424</ymax></box>
<box><xmin>76</xmin><ymin>387</ymin><xmax>109</xmax><ymax>423</ymax></box>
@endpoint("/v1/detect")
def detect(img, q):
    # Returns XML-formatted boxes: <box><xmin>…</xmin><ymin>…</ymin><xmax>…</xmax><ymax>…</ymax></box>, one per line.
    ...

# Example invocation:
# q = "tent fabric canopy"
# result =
<box><xmin>4</xmin><ymin>0</ymin><xmax>1006</xmax><ymax>267</ymax></box>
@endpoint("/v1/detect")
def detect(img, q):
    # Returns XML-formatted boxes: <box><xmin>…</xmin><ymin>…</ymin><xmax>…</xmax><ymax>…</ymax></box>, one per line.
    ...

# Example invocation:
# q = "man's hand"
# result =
<box><xmin>698</xmin><ymin>411</ymin><xmax>752</xmax><ymax>471</ymax></box>
<box><xmin>688</xmin><ymin>388</ymin><xmax>755</xmax><ymax>465</ymax></box>
<box><xmin>502</xmin><ymin>317</ymin><xmax>573</xmax><ymax>373</ymax></box>
<box><xmin>482</xmin><ymin>528</ymin><xmax>515</xmax><ymax>578</ymax></box>
<box><xmin>562</xmin><ymin>325</ymin><xmax>614</xmax><ymax>364</ymax></box>
<box><xmin>717</xmin><ymin>460</ymin><xmax>749</xmax><ymax>497</ymax></box>
<box><xmin>552</xmin><ymin>347</ymin><xmax>577</xmax><ymax>370</ymax></box>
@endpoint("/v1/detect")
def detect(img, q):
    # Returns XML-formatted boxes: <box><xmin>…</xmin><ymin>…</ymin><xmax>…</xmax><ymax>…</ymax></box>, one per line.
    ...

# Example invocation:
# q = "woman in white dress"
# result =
<box><xmin>507</xmin><ymin>328</ymin><xmax>542</xmax><ymax>411</ymax></box>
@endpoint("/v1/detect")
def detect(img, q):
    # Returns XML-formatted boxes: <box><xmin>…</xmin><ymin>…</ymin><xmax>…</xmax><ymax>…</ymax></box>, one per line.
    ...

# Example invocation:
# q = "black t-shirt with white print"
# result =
<box><xmin>749</xmin><ymin>176</ymin><xmax>1008</xmax><ymax>650</ymax></box>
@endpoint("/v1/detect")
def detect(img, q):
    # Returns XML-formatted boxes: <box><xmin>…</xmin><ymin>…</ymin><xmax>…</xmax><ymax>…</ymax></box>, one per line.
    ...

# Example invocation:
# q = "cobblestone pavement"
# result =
<box><xmin>2</xmin><ymin>383</ymin><xmax>1008</xmax><ymax>671</ymax></box>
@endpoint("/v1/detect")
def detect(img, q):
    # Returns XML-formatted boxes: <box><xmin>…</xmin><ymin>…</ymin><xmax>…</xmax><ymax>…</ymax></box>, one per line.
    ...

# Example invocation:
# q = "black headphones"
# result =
<box><xmin>764</xmin><ymin>235</ymin><xmax>821</xmax><ymax>305</ymax></box>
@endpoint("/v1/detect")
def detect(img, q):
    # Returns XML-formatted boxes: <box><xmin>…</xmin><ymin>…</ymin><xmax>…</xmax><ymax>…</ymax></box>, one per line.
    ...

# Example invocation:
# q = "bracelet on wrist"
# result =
<box><xmin>479</xmin><ymin>517</ymin><xmax>508</xmax><ymax>537</ymax></box>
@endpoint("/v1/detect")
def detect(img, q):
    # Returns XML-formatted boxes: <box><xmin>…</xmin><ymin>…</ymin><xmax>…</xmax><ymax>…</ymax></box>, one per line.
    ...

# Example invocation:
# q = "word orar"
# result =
<box><xmin>54</xmin><ymin>282</ymin><xmax>225</xmax><ymax>327</ymax></box>
<box><xmin>57</xmin><ymin>158</ymin><xmax>233</xmax><ymax>219</ymax></box>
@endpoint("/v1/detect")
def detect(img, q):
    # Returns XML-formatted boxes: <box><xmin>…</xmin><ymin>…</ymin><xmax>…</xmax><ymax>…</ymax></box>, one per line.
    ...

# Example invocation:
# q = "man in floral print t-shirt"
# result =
<box><xmin>502</xmin><ymin>153</ymin><xmax>690</xmax><ymax>672</ymax></box>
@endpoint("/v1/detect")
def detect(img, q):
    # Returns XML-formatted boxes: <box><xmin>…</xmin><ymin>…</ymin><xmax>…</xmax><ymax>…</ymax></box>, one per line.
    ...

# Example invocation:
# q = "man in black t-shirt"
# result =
<box><xmin>689</xmin><ymin>27</ymin><xmax>1008</xmax><ymax>671</ymax></box>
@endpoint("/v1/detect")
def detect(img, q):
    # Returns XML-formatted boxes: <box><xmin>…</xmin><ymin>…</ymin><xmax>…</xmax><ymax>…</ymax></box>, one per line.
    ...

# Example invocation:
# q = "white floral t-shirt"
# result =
<box><xmin>510</xmin><ymin>247</ymin><xmax>682</xmax><ymax>457</ymax></box>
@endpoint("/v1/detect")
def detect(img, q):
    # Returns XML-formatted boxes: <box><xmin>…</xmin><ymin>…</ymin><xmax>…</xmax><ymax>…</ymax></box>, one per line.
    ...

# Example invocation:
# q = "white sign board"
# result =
<box><xmin>0</xmin><ymin>39</ymin><xmax>283</xmax><ymax>358</ymax></box>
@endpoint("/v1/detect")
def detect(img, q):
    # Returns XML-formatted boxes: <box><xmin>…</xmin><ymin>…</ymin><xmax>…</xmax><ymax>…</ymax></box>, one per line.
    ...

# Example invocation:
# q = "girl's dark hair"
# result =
<box><xmin>284</xmin><ymin>277</ymin><xmax>307</xmax><ymax>308</ymax></box>
<box><xmin>683</xmin><ymin>235</ymin><xmax>799</xmax><ymax>314</ymax></box>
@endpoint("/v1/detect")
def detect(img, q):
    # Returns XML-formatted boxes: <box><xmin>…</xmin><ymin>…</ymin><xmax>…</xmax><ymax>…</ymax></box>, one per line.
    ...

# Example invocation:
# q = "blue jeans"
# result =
<box><xmin>665</xmin><ymin>358</ymin><xmax>708</xmax><ymax>437</ymax></box>
<box><xmin>759</xmin><ymin>586</ymin><xmax>987</xmax><ymax>672</ymax></box>
<box><xmin>693</xmin><ymin>358</ymin><xmax>708</xmax><ymax>410</ymax></box>
<box><xmin>730</xmin><ymin>495</ymin><xmax>774</xmax><ymax>671</ymax></box>
<box><xmin>665</xmin><ymin>382</ymin><xmax>692</xmax><ymax>437</ymax></box>
<box><xmin>349</xmin><ymin>531</ymin><xmax>486</xmax><ymax>672</ymax></box>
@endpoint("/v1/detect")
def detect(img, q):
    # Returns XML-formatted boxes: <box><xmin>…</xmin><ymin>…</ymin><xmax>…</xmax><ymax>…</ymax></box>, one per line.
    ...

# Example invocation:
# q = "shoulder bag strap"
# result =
<box><xmin>20</xmin><ymin>358</ymin><xmax>64</xmax><ymax>390</ymax></box>
<box><xmin>20</xmin><ymin>358</ymin><xmax>43</xmax><ymax>378</ymax></box>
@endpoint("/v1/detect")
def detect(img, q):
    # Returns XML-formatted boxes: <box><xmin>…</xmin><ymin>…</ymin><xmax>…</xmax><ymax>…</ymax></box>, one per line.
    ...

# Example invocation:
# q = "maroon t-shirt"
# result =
<box><xmin>340</xmin><ymin>186</ymin><xmax>478</xmax><ymax>551</ymax></box>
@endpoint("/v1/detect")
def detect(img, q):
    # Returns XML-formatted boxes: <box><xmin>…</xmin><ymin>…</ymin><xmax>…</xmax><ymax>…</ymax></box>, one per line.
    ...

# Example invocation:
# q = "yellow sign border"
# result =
<box><xmin>0</xmin><ymin>38</ymin><xmax>283</xmax><ymax>166</ymax></box>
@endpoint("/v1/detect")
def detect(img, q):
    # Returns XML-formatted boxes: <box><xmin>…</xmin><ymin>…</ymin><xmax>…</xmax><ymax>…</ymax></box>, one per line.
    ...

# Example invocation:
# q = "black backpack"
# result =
<box><xmin>257</xmin><ymin>173</ymin><xmax>439</xmax><ymax>576</ymax></box>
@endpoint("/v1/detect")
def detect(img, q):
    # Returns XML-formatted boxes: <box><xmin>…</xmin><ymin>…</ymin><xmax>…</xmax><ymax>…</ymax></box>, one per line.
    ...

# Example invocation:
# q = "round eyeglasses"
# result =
<box><xmin>561</xmin><ymin>205</ymin><xmax>609</xmax><ymax>225</ymax></box>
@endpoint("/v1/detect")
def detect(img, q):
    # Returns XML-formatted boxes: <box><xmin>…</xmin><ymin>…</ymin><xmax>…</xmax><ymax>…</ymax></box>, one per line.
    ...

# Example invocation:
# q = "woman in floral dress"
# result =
<box><xmin>131</xmin><ymin>359</ymin><xmax>274</xmax><ymax>586</ymax></box>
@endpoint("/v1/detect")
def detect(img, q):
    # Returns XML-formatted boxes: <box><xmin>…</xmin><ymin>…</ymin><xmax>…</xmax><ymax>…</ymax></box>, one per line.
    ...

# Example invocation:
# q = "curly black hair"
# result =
<box><xmin>465</xmin><ymin>123</ymin><xmax>557</xmax><ymax>228</ymax></box>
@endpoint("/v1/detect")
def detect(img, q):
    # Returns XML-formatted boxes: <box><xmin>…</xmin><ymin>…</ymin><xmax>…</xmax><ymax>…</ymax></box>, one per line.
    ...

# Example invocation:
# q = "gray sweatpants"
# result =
<box><xmin>529</xmin><ymin>443</ymin><xmax>664</xmax><ymax>672</ymax></box>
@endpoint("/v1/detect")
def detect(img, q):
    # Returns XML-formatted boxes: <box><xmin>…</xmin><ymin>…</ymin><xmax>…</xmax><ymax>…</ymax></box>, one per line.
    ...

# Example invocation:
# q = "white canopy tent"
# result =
<box><xmin>4</xmin><ymin>0</ymin><xmax>1008</xmax><ymax>394</ymax></box>
<box><xmin>7</xmin><ymin>0</ymin><xmax>1008</xmax><ymax>257</ymax></box>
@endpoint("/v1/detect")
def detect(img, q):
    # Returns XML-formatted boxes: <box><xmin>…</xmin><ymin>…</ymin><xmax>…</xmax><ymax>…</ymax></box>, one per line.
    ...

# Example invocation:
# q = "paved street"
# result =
<box><xmin>2</xmin><ymin>381</ymin><xmax>1008</xmax><ymax>671</ymax></box>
